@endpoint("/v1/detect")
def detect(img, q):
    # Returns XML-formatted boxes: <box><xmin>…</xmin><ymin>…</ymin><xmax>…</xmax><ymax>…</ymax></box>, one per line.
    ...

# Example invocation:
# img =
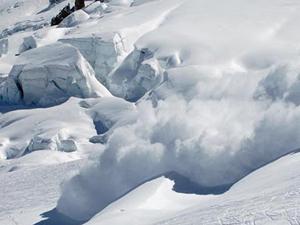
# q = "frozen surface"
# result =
<box><xmin>0</xmin><ymin>43</ymin><xmax>111</xmax><ymax>106</ymax></box>
<box><xmin>0</xmin><ymin>0</ymin><xmax>300</xmax><ymax>224</ymax></box>
<box><xmin>85</xmin><ymin>152</ymin><xmax>300</xmax><ymax>225</ymax></box>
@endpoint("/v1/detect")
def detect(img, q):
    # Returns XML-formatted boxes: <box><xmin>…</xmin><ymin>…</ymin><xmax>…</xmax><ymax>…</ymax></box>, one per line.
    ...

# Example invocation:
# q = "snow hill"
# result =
<box><xmin>0</xmin><ymin>0</ymin><xmax>300</xmax><ymax>224</ymax></box>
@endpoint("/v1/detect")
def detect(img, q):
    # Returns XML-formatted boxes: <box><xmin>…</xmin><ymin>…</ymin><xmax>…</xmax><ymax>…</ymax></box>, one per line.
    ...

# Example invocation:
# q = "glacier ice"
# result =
<box><xmin>60</xmin><ymin>33</ymin><xmax>126</xmax><ymax>85</ymax></box>
<box><xmin>0</xmin><ymin>42</ymin><xmax>111</xmax><ymax>106</ymax></box>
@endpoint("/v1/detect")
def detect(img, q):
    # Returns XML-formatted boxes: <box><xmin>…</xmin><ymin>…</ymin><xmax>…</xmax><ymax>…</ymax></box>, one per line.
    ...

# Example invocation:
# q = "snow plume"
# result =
<box><xmin>57</xmin><ymin>57</ymin><xmax>300</xmax><ymax>221</ymax></box>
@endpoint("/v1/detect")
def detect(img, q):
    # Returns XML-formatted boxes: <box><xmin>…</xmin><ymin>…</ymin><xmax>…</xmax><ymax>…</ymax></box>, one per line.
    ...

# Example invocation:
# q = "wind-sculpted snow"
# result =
<box><xmin>56</xmin><ymin>0</ymin><xmax>300</xmax><ymax>221</ymax></box>
<box><xmin>0</xmin><ymin>42</ymin><xmax>111</xmax><ymax>106</ymax></box>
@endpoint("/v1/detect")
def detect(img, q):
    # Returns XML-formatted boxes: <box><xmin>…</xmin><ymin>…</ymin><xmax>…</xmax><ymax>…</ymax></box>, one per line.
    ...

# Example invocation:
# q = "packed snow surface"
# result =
<box><xmin>0</xmin><ymin>0</ymin><xmax>300</xmax><ymax>224</ymax></box>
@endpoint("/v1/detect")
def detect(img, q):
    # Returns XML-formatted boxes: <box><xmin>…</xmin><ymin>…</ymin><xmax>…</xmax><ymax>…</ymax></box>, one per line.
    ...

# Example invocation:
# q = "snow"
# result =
<box><xmin>84</xmin><ymin>152</ymin><xmax>300</xmax><ymax>225</ymax></box>
<box><xmin>156</xmin><ymin>152</ymin><xmax>300</xmax><ymax>225</ymax></box>
<box><xmin>0</xmin><ymin>0</ymin><xmax>300</xmax><ymax>224</ymax></box>
<box><xmin>60</xmin><ymin>32</ymin><xmax>127</xmax><ymax>85</ymax></box>
<box><xmin>0</xmin><ymin>42</ymin><xmax>111</xmax><ymax>106</ymax></box>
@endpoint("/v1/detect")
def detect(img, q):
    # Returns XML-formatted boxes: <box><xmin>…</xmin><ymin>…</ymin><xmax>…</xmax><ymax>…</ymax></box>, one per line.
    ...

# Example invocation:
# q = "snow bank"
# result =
<box><xmin>0</xmin><ymin>42</ymin><xmax>111</xmax><ymax>106</ymax></box>
<box><xmin>0</xmin><ymin>98</ymin><xmax>92</xmax><ymax>159</ymax></box>
<box><xmin>0</xmin><ymin>96</ymin><xmax>134</xmax><ymax>159</ymax></box>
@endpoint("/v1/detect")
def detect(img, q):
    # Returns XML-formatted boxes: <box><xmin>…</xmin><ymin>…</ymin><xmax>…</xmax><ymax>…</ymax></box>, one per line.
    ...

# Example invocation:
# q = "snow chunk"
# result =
<box><xmin>60</xmin><ymin>33</ymin><xmax>126</xmax><ymax>84</ymax></box>
<box><xmin>18</xmin><ymin>36</ymin><xmax>37</xmax><ymax>53</ymax></box>
<box><xmin>27</xmin><ymin>135</ymin><xmax>77</xmax><ymax>153</ymax></box>
<box><xmin>109</xmin><ymin>0</ymin><xmax>134</xmax><ymax>6</ymax></box>
<box><xmin>18</xmin><ymin>28</ymin><xmax>68</xmax><ymax>54</ymax></box>
<box><xmin>108</xmin><ymin>48</ymin><xmax>164</xmax><ymax>101</ymax></box>
<box><xmin>0</xmin><ymin>77</ymin><xmax>21</xmax><ymax>103</ymax></box>
<box><xmin>83</xmin><ymin>1</ymin><xmax>106</xmax><ymax>18</ymax></box>
<box><xmin>0</xmin><ymin>43</ymin><xmax>111</xmax><ymax>106</ymax></box>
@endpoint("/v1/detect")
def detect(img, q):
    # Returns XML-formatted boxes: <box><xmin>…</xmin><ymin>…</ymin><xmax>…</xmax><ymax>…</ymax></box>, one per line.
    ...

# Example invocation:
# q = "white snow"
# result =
<box><xmin>84</xmin><ymin>152</ymin><xmax>300</xmax><ymax>225</ymax></box>
<box><xmin>0</xmin><ymin>0</ymin><xmax>300</xmax><ymax>224</ymax></box>
<box><xmin>0</xmin><ymin>42</ymin><xmax>111</xmax><ymax>106</ymax></box>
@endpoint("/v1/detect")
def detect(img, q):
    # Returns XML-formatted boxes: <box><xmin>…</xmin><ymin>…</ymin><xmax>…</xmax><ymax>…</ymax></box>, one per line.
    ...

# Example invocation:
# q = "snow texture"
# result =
<box><xmin>55</xmin><ymin>0</ymin><xmax>300</xmax><ymax>221</ymax></box>
<box><xmin>0</xmin><ymin>0</ymin><xmax>300</xmax><ymax>224</ymax></box>
<box><xmin>0</xmin><ymin>42</ymin><xmax>111</xmax><ymax>106</ymax></box>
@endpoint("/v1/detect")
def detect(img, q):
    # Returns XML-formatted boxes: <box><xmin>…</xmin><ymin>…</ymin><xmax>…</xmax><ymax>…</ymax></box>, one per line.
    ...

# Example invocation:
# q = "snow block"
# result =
<box><xmin>19</xmin><ymin>36</ymin><xmax>37</xmax><ymax>53</ymax></box>
<box><xmin>0</xmin><ymin>77</ymin><xmax>21</xmax><ymax>104</ymax></box>
<box><xmin>60</xmin><ymin>33</ymin><xmax>126</xmax><ymax>85</ymax></box>
<box><xmin>0</xmin><ymin>43</ymin><xmax>111</xmax><ymax>106</ymax></box>
<box><xmin>108</xmin><ymin>48</ymin><xmax>164</xmax><ymax>101</ymax></box>
<box><xmin>27</xmin><ymin>135</ymin><xmax>77</xmax><ymax>153</ymax></box>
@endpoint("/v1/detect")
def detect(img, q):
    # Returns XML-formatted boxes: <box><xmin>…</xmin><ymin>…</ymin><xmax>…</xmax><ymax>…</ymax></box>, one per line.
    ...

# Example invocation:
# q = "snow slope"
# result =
<box><xmin>86</xmin><ymin>151</ymin><xmax>300</xmax><ymax>225</ymax></box>
<box><xmin>0</xmin><ymin>0</ymin><xmax>300</xmax><ymax>224</ymax></box>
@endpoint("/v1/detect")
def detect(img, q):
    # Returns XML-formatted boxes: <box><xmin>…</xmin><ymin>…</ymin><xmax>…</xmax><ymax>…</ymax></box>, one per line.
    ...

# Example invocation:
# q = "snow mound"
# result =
<box><xmin>0</xmin><ymin>98</ymin><xmax>93</xmax><ymax>159</ymax></box>
<box><xmin>0</xmin><ymin>42</ymin><xmax>111</xmax><ymax>106</ymax></box>
<box><xmin>0</xmin><ymin>96</ymin><xmax>135</xmax><ymax>159</ymax></box>
<box><xmin>27</xmin><ymin>133</ymin><xmax>77</xmax><ymax>153</ymax></box>
<box><xmin>85</xmin><ymin>175</ymin><xmax>204</xmax><ymax>225</ymax></box>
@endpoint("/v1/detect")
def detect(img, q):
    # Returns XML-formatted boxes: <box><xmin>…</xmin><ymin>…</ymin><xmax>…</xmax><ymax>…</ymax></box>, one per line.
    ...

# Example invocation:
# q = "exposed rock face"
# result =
<box><xmin>0</xmin><ymin>43</ymin><xmax>111</xmax><ymax>106</ymax></box>
<box><xmin>83</xmin><ymin>1</ymin><xmax>106</xmax><ymax>17</ymax></box>
<box><xmin>75</xmin><ymin>0</ymin><xmax>85</xmax><ymax>10</ymax></box>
